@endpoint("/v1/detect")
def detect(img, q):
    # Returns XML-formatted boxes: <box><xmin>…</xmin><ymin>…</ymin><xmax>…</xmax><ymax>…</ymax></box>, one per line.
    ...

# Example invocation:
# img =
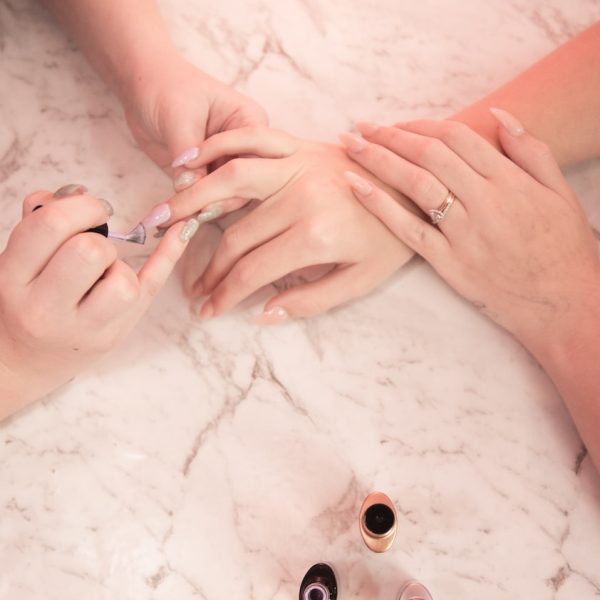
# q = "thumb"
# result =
<box><xmin>490</xmin><ymin>107</ymin><xmax>572</xmax><ymax>198</ymax></box>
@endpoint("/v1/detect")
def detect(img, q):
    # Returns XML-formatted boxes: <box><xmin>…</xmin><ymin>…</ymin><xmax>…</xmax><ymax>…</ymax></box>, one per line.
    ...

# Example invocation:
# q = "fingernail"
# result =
<box><xmin>54</xmin><ymin>183</ymin><xmax>88</xmax><ymax>198</ymax></box>
<box><xmin>174</xmin><ymin>170</ymin><xmax>197</xmax><ymax>191</ymax></box>
<box><xmin>142</xmin><ymin>203</ymin><xmax>171</xmax><ymax>228</ymax></box>
<box><xmin>172</xmin><ymin>147</ymin><xmax>200</xmax><ymax>168</ymax></box>
<box><xmin>489</xmin><ymin>107</ymin><xmax>524</xmax><ymax>137</ymax></box>
<box><xmin>257</xmin><ymin>306</ymin><xmax>290</xmax><ymax>325</ymax></box>
<box><xmin>199</xmin><ymin>299</ymin><xmax>214</xmax><ymax>320</ymax></box>
<box><xmin>196</xmin><ymin>205</ymin><xmax>224</xmax><ymax>223</ymax></box>
<box><xmin>179</xmin><ymin>217</ymin><xmax>200</xmax><ymax>242</ymax></box>
<box><xmin>343</xmin><ymin>170</ymin><xmax>373</xmax><ymax>195</ymax></box>
<box><xmin>338</xmin><ymin>132</ymin><xmax>367</xmax><ymax>153</ymax></box>
<box><xmin>98</xmin><ymin>198</ymin><xmax>114</xmax><ymax>217</ymax></box>
<box><xmin>354</xmin><ymin>121</ymin><xmax>380</xmax><ymax>136</ymax></box>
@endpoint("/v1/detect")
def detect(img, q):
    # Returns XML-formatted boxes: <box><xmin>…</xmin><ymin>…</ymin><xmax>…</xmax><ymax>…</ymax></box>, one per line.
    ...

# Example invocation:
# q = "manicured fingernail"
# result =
<box><xmin>343</xmin><ymin>170</ymin><xmax>373</xmax><ymax>195</ymax></box>
<box><xmin>338</xmin><ymin>132</ymin><xmax>367</xmax><ymax>152</ymax></box>
<box><xmin>196</xmin><ymin>205</ymin><xmax>224</xmax><ymax>223</ymax></box>
<box><xmin>199</xmin><ymin>299</ymin><xmax>214</xmax><ymax>320</ymax></box>
<box><xmin>98</xmin><ymin>198</ymin><xmax>114</xmax><ymax>217</ymax></box>
<box><xmin>174</xmin><ymin>170</ymin><xmax>197</xmax><ymax>191</ymax></box>
<box><xmin>142</xmin><ymin>203</ymin><xmax>171</xmax><ymax>228</ymax></box>
<box><xmin>489</xmin><ymin>107</ymin><xmax>524</xmax><ymax>137</ymax></box>
<box><xmin>354</xmin><ymin>121</ymin><xmax>380</xmax><ymax>136</ymax></box>
<box><xmin>179</xmin><ymin>218</ymin><xmax>200</xmax><ymax>242</ymax></box>
<box><xmin>257</xmin><ymin>306</ymin><xmax>290</xmax><ymax>325</ymax></box>
<box><xmin>172</xmin><ymin>147</ymin><xmax>200</xmax><ymax>168</ymax></box>
<box><xmin>54</xmin><ymin>183</ymin><xmax>88</xmax><ymax>198</ymax></box>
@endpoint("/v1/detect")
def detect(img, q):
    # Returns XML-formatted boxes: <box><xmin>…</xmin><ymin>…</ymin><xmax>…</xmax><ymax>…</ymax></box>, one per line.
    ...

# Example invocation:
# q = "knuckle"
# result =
<box><xmin>36</xmin><ymin>205</ymin><xmax>70</xmax><ymax>235</ymax></box>
<box><xmin>112</xmin><ymin>271</ymin><xmax>140</xmax><ymax>303</ymax></box>
<box><xmin>414</xmin><ymin>138</ymin><xmax>444</xmax><ymax>163</ymax></box>
<box><xmin>530</xmin><ymin>139</ymin><xmax>553</xmax><ymax>160</ymax></box>
<box><xmin>19</xmin><ymin>304</ymin><xmax>52</xmax><ymax>340</ymax></box>
<box><xmin>220</xmin><ymin>225</ymin><xmax>244</xmax><ymax>256</ymax></box>
<box><xmin>405</xmin><ymin>218</ymin><xmax>428</xmax><ymax>247</ymax></box>
<box><xmin>301</xmin><ymin>218</ymin><xmax>334</xmax><ymax>253</ymax></box>
<box><xmin>409</xmin><ymin>170</ymin><xmax>436</xmax><ymax>199</ymax></box>
<box><xmin>222</xmin><ymin>157</ymin><xmax>244</xmax><ymax>179</ymax></box>
<box><xmin>72</xmin><ymin>234</ymin><xmax>116</xmax><ymax>265</ymax></box>
<box><xmin>439</xmin><ymin>120</ymin><xmax>469</xmax><ymax>145</ymax></box>
<box><xmin>231</xmin><ymin>259</ymin><xmax>255</xmax><ymax>287</ymax></box>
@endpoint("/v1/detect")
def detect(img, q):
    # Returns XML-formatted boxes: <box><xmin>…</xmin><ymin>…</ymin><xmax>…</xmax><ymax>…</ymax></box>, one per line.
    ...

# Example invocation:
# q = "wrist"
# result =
<box><xmin>114</xmin><ymin>42</ymin><xmax>183</xmax><ymax>105</ymax></box>
<box><xmin>517</xmin><ymin>266</ymin><xmax>600</xmax><ymax>369</ymax></box>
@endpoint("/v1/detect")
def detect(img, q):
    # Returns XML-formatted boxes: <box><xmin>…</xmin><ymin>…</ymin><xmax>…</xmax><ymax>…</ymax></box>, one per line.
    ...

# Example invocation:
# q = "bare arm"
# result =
<box><xmin>454</xmin><ymin>22</ymin><xmax>600</xmax><ymax>165</ymax></box>
<box><xmin>40</xmin><ymin>0</ymin><xmax>177</xmax><ymax>102</ymax></box>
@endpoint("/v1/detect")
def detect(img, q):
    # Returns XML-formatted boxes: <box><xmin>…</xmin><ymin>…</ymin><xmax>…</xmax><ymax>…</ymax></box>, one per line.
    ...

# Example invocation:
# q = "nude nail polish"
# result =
<box><xmin>354</xmin><ymin>121</ymin><xmax>380</xmax><ymax>136</ymax></box>
<box><xmin>398</xmin><ymin>580</ymin><xmax>433</xmax><ymax>600</ymax></box>
<box><xmin>142</xmin><ymin>203</ymin><xmax>171</xmax><ymax>228</ymax></box>
<box><xmin>179</xmin><ymin>218</ymin><xmax>200</xmax><ymax>242</ymax></box>
<box><xmin>359</xmin><ymin>491</ymin><xmax>397</xmax><ymax>553</ymax></box>
<box><xmin>299</xmin><ymin>563</ymin><xmax>338</xmax><ymax>600</ymax></box>
<box><xmin>172</xmin><ymin>147</ymin><xmax>200</xmax><ymax>168</ymax></box>
<box><xmin>489</xmin><ymin>107</ymin><xmax>524</xmax><ymax>137</ymax></box>
<box><xmin>53</xmin><ymin>183</ymin><xmax>88</xmax><ymax>198</ymax></box>
<box><xmin>174</xmin><ymin>170</ymin><xmax>197</xmax><ymax>190</ymax></box>
<box><xmin>338</xmin><ymin>132</ymin><xmax>367</xmax><ymax>152</ymax></box>
<box><xmin>343</xmin><ymin>170</ymin><xmax>373</xmax><ymax>195</ymax></box>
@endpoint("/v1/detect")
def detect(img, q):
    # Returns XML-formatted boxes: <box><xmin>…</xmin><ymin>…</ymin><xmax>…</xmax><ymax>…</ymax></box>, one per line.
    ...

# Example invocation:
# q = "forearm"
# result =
<box><xmin>452</xmin><ymin>22</ymin><xmax>600</xmax><ymax>165</ymax></box>
<box><xmin>40</xmin><ymin>0</ymin><xmax>179</xmax><ymax>102</ymax></box>
<box><xmin>524</xmin><ymin>272</ymin><xmax>600</xmax><ymax>472</ymax></box>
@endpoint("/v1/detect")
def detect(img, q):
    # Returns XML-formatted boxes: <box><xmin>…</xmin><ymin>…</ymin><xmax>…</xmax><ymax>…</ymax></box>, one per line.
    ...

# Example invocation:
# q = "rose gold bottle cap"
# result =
<box><xmin>358</xmin><ymin>491</ymin><xmax>397</xmax><ymax>553</ymax></box>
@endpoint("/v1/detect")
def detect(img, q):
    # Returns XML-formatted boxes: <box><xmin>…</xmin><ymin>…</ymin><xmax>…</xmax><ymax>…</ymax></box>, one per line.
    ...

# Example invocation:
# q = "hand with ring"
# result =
<box><xmin>341</xmin><ymin>109</ymin><xmax>600</xmax><ymax>471</ymax></box>
<box><xmin>339</xmin><ymin>110</ymin><xmax>600</xmax><ymax>354</ymax></box>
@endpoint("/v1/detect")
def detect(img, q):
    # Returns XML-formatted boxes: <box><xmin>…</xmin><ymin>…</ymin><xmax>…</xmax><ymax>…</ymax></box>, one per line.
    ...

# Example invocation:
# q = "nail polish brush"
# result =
<box><xmin>32</xmin><ymin>205</ymin><xmax>147</xmax><ymax>245</ymax></box>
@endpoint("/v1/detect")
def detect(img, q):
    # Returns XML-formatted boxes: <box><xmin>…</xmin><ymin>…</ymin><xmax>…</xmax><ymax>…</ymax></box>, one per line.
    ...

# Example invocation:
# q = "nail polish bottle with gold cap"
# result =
<box><xmin>358</xmin><ymin>491</ymin><xmax>397</xmax><ymax>553</ymax></box>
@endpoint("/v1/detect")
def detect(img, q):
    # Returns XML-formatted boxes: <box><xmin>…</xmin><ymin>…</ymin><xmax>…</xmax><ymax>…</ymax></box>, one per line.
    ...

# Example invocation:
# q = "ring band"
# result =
<box><xmin>428</xmin><ymin>191</ymin><xmax>456</xmax><ymax>225</ymax></box>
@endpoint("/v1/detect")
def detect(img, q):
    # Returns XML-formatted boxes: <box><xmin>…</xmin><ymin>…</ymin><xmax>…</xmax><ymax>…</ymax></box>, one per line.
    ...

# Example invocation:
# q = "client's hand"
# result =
<box><xmin>148</xmin><ymin>127</ymin><xmax>417</xmax><ymax>322</ymax></box>
<box><xmin>341</xmin><ymin>112</ymin><xmax>600</xmax><ymax>353</ymax></box>
<box><xmin>0</xmin><ymin>189</ymin><xmax>190</xmax><ymax>419</ymax></box>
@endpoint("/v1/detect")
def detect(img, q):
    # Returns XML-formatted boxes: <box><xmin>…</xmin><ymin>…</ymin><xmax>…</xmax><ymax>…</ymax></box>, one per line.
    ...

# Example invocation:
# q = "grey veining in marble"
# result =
<box><xmin>1</xmin><ymin>1</ymin><xmax>600</xmax><ymax>599</ymax></box>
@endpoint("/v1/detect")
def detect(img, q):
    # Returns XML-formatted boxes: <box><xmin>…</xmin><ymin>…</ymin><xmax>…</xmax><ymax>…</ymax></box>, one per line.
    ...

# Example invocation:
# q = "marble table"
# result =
<box><xmin>1</xmin><ymin>1</ymin><xmax>600</xmax><ymax>598</ymax></box>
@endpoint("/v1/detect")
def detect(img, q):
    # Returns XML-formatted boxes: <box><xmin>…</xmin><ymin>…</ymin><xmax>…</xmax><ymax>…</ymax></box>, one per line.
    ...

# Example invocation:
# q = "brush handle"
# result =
<box><xmin>33</xmin><ymin>205</ymin><xmax>108</xmax><ymax>237</ymax></box>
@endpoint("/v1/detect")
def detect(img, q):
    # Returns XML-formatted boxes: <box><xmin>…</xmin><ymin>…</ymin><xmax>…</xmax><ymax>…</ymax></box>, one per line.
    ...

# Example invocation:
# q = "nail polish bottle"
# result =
<box><xmin>299</xmin><ymin>563</ymin><xmax>338</xmax><ymax>600</ymax></box>
<box><xmin>359</xmin><ymin>491</ymin><xmax>397</xmax><ymax>553</ymax></box>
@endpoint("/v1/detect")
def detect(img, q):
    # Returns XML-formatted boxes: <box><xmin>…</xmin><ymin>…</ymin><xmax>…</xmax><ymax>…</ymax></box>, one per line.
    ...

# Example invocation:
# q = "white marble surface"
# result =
<box><xmin>1</xmin><ymin>1</ymin><xmax>600</xmax><ymax>599</ymax></box>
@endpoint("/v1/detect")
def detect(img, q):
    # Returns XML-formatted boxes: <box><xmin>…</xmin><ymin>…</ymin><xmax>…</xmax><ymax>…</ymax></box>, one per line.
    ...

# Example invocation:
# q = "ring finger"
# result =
<box><xmin>339</xmin><ymin>133</ymin><xmax>469</xmax><ymax>232</ymax></box>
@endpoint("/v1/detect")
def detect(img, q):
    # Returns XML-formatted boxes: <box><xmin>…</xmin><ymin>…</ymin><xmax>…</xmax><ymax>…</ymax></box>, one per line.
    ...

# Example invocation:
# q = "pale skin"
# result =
<box><xmin>161</xmin><ymin>22</ymin><xmax>600</xmax><ymax>320</ymax></box>
<box><xmin>0</xmin><ymin>190</ymin><xmax>190</xmax><ymax>420</ymax></box>
<box><xmin>341</xmin><ymin>115</ymin><xmax>600</xmax><ymax>473</ymax></box>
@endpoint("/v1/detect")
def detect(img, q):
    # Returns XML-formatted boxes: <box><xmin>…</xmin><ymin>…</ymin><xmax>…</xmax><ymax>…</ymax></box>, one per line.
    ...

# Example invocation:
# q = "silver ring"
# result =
<box><xmin>428</xmin><ymin>191</ymin><xmax>456</xmax><ymax>225</ymax></box>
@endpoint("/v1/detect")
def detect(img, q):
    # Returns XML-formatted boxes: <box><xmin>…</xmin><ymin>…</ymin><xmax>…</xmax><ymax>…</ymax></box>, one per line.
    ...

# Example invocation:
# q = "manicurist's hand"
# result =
<box><xmin>0</xmin><ymin>189</ymin><xmax>192</xmax><ymax>419</ymax></box>
<box><xmin>124</xmin><ymin>55</ymin><xmax>268</xmax><ymax>176</ymax></box>
<box><xmin>145</xmin><ymin>126</ymin><xmax>417</xmax><ymax>322</ymax></box>
<box><xmin>342</xmin><ymin>109</ymin><xmax>600</xmax><ymax>472</ymax></box>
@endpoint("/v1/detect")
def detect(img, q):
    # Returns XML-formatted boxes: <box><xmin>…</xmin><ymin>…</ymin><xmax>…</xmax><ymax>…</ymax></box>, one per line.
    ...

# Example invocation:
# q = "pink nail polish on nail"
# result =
<box><xmin>343</xmin><ymin>170</ymin><xmax>373</xmax><ymax>195</ymax></box>
<box><xmin>489</xmin><ymin>107</ymin><xmax>524</xmax><ymax>137</ymax></box>
<box><xmin>172</xmin><ymin>147</ymin><xmax>200</xmax><ymax>168</ymax></box>
<box><xmin>142</xmin><ymin>203</ymin><xmax>171</xmax><ymax>228</ymax></box>
<box><xmin>338</xmin><ymin>132</ymin><xmax>367</xmax><ymax>153</ymax></box>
